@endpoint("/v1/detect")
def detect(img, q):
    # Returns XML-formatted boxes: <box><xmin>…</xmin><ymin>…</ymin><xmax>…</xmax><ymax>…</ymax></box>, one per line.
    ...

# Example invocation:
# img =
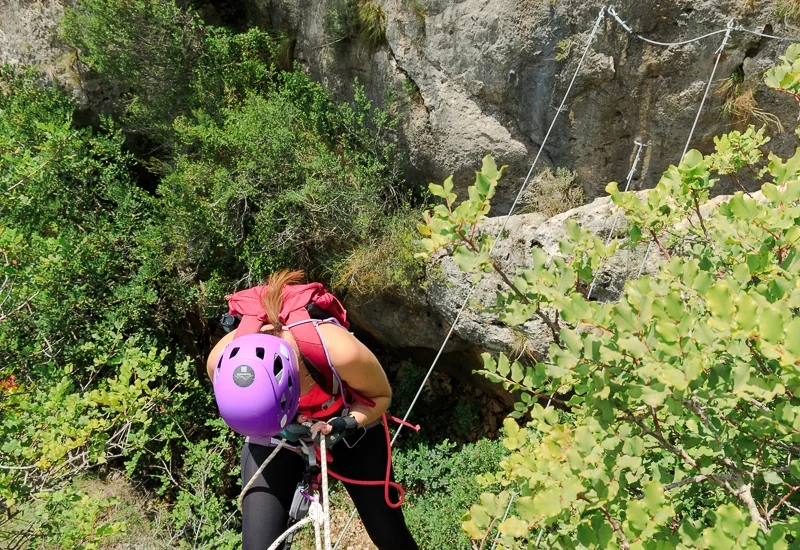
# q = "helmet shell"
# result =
<box><xmin>212</xmin><ymin>333</ymin><xmax>300</xmax><ymax>438</ymax></box>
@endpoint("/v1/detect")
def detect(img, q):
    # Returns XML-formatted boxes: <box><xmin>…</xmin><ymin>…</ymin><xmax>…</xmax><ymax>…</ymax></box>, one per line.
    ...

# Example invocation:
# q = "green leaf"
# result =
<box><xmin>428</xmin><ymin>182</ymin><xmax>446</xmax><ymax>198</ymax></box>
<box><xmin>642</xmin><ymin>481</ymin><xmax>665</xmax><ymax>511</ymax></box>
<box><xmin>561</xmin><ymin>328</ymin><xmax>583</xmax><ymax>356</ymax></box>
<box><xmin>790</xmin><ymin>459</ymin><xmax>800</xmax><ymax>480</ymax></box>
<box><xmin>784</xmin><ymin>317</ymin><xmax>800</xmax><ymax>357</ymax></box>
<box><xmin>497</xmin><ymin>354</ymin><xmax>511</xmax><ymax>377</ymax></box>
<box><xmin>514</xmin><ymin>496</ymin><xmax>537</xmax><ymax>522</ymax></box>
<box><xmin>475</xmin><ymin>172</ymin><xmax>492</xmax><ymax>200</ymax></box>
<box><xmin>626</xmin><ymin>500</ymin><xmax>649</xmax><ymax>531</ymax></box>
<box><xmin>763</xmin><ymin>471</ymin><xmax>783</xmax><ymax>485</ymax></box>
<box><xmin>728</xmin><ymin>193</ymin><xmax>760</xmax><ymax>220</ymax></box>
<box><xmin>758</xmin><ymin>306</ymin><xmax>785</xmax><ymax>343</ymax></box>
<box><xmin>481</xmin><ymin>154</ymin><xmax>501</xmax><ymax>181</ymax></box>
<box><xmin>706</xmin><ymin>282</ymin><xmax>735</xmax><ymax>319</ymax></box>
<box><xmin>510</xmin><ymin>361</ymin><xmax>524</xmax><ymax>383</ymax></box>
<box><xmin>498</xmin><ymin>516</ymin><xmax>529</xmax><ymax>538</ymax></box>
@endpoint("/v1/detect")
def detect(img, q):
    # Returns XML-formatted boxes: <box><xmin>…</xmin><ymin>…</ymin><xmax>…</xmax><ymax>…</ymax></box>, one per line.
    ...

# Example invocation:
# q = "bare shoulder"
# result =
<box><xmin>316</xmin><ymin>322</ymin><xmax>389</xmax><ymax>398</ymax></box>
<box><xmin>316</xmin><ymin>323</ymin><xmax>378</xmax><ymax>368</ymax></box>
<box><xmin>206</xmin><ymin>331</ymin><xmax>235</xmax><ymax>380</ymax></box>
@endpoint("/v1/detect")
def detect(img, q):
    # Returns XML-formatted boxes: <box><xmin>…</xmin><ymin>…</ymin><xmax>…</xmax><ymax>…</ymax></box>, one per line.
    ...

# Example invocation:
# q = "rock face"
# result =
<box><xmin>0</xmin><ymin>0</ymin><xmax>115</xmax><ymax>118</ymax></box>
<box><xmin>248</xmin><ymin>0</ymin><xmax>795</xmax><ymax>211</ymax></box>
<box><xmin>348</xmin><ymin>194</ymin><xmax>655</xmax><ymax>385</ymax></box>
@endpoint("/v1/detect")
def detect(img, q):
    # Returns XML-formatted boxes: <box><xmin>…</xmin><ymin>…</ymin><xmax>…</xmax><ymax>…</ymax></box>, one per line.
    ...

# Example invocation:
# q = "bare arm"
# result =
<box><xmin>206</xmin><ymin>331</ymin><xmax>236</xmax><ymax>381</ymax></box>
<box><xmin>316</xmin><ymin>322</ymin><xmax>391</xmax><ymax>427</ymax></box>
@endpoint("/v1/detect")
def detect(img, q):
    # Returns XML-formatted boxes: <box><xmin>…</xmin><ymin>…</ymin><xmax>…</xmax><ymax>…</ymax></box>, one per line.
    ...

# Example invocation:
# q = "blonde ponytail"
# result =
<box><xmin>261</xmin><ymin>270</ymin><xmax>305</xmax><ymax>328</ymax></box>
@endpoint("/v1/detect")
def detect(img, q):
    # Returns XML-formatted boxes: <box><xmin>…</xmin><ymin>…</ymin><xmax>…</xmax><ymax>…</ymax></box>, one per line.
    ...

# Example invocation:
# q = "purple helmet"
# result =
<box><xmin>212</xmin><ymin>333</ymin><xmax>301</xmax><ymax>438</ymax></box>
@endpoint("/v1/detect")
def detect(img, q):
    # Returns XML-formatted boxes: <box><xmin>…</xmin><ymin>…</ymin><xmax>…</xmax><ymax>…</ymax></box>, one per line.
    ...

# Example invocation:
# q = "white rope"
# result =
<box><xmin>586</xmin><ymin>139</ymin><xmax>647</xmax><ymax>300</ymax></box>
<box><xmin>332</xmin><ymin>8</ymin><xmax>608</xmax><ymax>549</ymax></box>
<box><xmin>314</xmin><ymin>513</ymin><xmax>322</xmax><ymax>550</ymax></box>
<box><xmin>267</xmin><ymin>515</ymin><xmax>313</xmax><ymax>550</ymax></box>
<box><xmin>260</xmin><ymin>436</ymin><xmax>331</xmax><ymax>550</ymax></box>
<box><xmin>636</xmin><ymin>19</ymin><xmax>733</xmax><ymax>278</ymax></box>
<box><xmin>608</xmin><ymin>6</ymin><xmax>800</xmax><ymax>47</ymax></box>
<box><xmin>239</xmin><ymin>439</ymin><xmax>285</xmax><ymax>510</ymax></box>
<box><xmin>320</xmin><ymin>434</ymin><xmax>332</xmax><ymax>550</ymax></box>
<box><xmin>490</xmin><ymin>493</ymin><xmax>517</xmax><ymax>550</ymax></box>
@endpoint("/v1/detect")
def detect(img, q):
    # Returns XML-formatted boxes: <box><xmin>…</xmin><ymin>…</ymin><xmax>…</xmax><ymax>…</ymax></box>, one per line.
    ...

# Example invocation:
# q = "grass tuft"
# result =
<box><xmin>777</xmin><ymin>0</ymin><xmax>800</xmax><ymax>21</ymax></box>
<box><xmin>521</xmin><ymin>167</ymin><xmax>584</xmax><ymax>217</ymax></box>
<box><xmin>357</xmin><ymin>1</ymin><xmax>388</xmax><ymax>48</ymax></box>
<box><xmin>717</xmin><ymin>75</ymin><xmax>784</xmax><ymax>133</ymax></box>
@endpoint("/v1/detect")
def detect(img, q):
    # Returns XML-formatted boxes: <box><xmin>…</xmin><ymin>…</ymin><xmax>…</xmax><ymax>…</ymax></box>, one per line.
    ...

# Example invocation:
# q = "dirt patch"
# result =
<box><xmin>293</xmin><ymin>489</ymin><xmax>377</xmax><ymax>550</ymax></box>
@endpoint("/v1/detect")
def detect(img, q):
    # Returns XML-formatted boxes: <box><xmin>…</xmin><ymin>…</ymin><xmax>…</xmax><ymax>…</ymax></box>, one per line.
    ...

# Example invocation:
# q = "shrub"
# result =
<box><xmin>324</xmin><ymin>0</ymin><xmax>361</xmax><ymax>42</ymax></box>
<box><xmin>0</xmin><ymin>63</ymin><xmax>238</xmax><ymax>549</ymax></box>
<box><xmin>776</xmin><ymin>0</ymin><xmax>800</xmax><ymax>21</ymax></box>
<box><xmin>357</xmin><ymin>1</ymin><xmax>388</xmax><ymax>47</ymax></box>
<box><xmin>156</xmin><ymin>74</ymin><xmax>407</xmax><ymax>295</ymax></box>
<box><xmin>61</xmin><ymin>0</ymin><xmax>205</xmax><ymax>137</ymax></box>
<box><xmin>393</xmin><ymin>438</ymin><xmax>507</xmax><ymax>549</ymax></box>
<box><xmin>330</xmin><ymin>208</ymin><xmax>425</xmax><ymax>297</ymax></box>
<box><xmin>62</xmin><ymin>0</ymin><xmax>279</xmax><ymax>140</ymax></box>
<box><xmin>417</xmin><ymin>44</ymin><xmax>800</xmax><ymax>549</ymax></box>
<box><xmin>716</xmin><ymin>73</ymin><xmax>783</xmax><ymax>133</ymax></box>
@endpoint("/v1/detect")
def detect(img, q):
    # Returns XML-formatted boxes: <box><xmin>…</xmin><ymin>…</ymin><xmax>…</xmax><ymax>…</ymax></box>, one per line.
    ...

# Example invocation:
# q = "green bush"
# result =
<box><xmin>521</xmin><ymin>166</ymin><xmax>584</xmax><ymax>217</ymax></box>
<box><xmin>418</xmin><ymin>47</ymin><xmax>800</xmax><ymax>549</ymax></box>
<box><xmin>393</xmin><ymin>438</ymin><xmax>507</xmax><ymax>549</ymax></box>
<box><xmin>62</xmin><ymin>0</ymin><xmax>278</xmax><ymax>140</ymax></box>
<box><xmin>330</xmin><ymin>208</ymin><xmax>425</xmax><ymax>297</ymax></box>
<box><xmin>156</xmin><ymin>73</ymin><xmax>407</xmax><ymax>297</ymax></box>
<box><xmin>0</xmin><ymin>63</ymin><xmax>241</xmax><ymax>549</ymax></box>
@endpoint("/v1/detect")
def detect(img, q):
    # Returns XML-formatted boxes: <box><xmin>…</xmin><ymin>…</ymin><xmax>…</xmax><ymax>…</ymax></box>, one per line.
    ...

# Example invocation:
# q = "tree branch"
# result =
<box><xmin>726</xmin><ymin>475</ymin><xmax>769</xmax><ymax>533</ymax></box>
<box><xmin>767</xmin><ymin>485</ymin><xmax>799</xmax><ymax>521</ymax></box>
<box><xmin>601</xmin><ymin>507</ymin><xmax>630</xmax><ymax>550</ymax></box>
<box><xmin>647</xmin><ymin>229</ymin><xmax>671</xmax><ymax>260</ymax></box>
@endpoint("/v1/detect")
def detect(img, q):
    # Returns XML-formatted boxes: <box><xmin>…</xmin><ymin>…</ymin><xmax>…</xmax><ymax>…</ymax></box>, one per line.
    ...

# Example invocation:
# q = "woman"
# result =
<box><xmin>207</xmin><ymin>270</ymin><xmax>419</xmax><ymax>550</ymax></box>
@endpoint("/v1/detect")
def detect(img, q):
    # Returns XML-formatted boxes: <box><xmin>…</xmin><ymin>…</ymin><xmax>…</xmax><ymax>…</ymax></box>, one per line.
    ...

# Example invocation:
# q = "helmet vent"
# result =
<box><xmin>229</xmin><ymin>347</ymin><xmax>240</xmax><ymax>358</ymax></box>
<box><xmin>255</xmin><ymin>347</ymin><xmax>265</xmax><ymax>360</ymax></box>
<box><xmin>216</xmin><ymin>356</ymin><xmax>223</xmax><ymax>372</ymax></box>
<box><xmin>273</xmin><ymin>355</ymin><xmax>283</xmax><ymax>382</ymax></box>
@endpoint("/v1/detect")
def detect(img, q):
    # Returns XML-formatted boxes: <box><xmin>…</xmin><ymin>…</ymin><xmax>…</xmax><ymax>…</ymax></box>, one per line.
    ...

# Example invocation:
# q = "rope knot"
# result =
<box><xmin>308</xmin><ymin>500</ymin><xmax>324</xmax><ymax>525</ymax></box>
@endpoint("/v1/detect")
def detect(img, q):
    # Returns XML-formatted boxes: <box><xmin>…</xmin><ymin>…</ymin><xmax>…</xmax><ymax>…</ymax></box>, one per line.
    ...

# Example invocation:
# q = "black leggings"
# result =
<box><xmin>240</xmin><ymin>424</ymin><xmax>419</xmax><ymax>550</ymax></box>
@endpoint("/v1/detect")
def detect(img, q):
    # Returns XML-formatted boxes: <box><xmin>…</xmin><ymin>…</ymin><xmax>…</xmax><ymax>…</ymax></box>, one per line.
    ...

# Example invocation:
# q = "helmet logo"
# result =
<box><xmin>233</xmin><ymin>365</ymin><xmax>255</xmax><ymax>387</ymax></box>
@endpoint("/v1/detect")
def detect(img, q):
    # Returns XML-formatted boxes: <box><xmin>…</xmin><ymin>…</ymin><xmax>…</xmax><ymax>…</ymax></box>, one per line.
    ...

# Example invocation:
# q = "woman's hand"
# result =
<box><xmin>301</xmin><ymin>415</ymin><xmax>359</xmax><ymax>440</ymax></box>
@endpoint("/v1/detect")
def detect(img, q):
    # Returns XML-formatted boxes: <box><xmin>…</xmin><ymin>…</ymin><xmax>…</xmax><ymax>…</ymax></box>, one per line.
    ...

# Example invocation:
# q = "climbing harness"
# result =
<box><xmin>240</xmin><ymin>412</ymin><xmax>418</xmax><ymax>549</ymax></box>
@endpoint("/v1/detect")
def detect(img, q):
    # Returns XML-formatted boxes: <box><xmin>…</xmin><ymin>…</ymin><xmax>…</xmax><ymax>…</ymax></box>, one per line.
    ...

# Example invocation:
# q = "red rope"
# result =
<box><xmin>324</xmin><ymin>414</ymin><xmax>406</xmax><ymax>509</ymax></box>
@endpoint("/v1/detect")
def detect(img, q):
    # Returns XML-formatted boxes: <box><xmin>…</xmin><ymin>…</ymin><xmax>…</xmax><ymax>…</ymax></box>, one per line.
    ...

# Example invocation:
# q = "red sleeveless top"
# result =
<box><xmin>297</xmin><ymin>383</ymin><xmax>346</xmax><ymax>421</ymax></box>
